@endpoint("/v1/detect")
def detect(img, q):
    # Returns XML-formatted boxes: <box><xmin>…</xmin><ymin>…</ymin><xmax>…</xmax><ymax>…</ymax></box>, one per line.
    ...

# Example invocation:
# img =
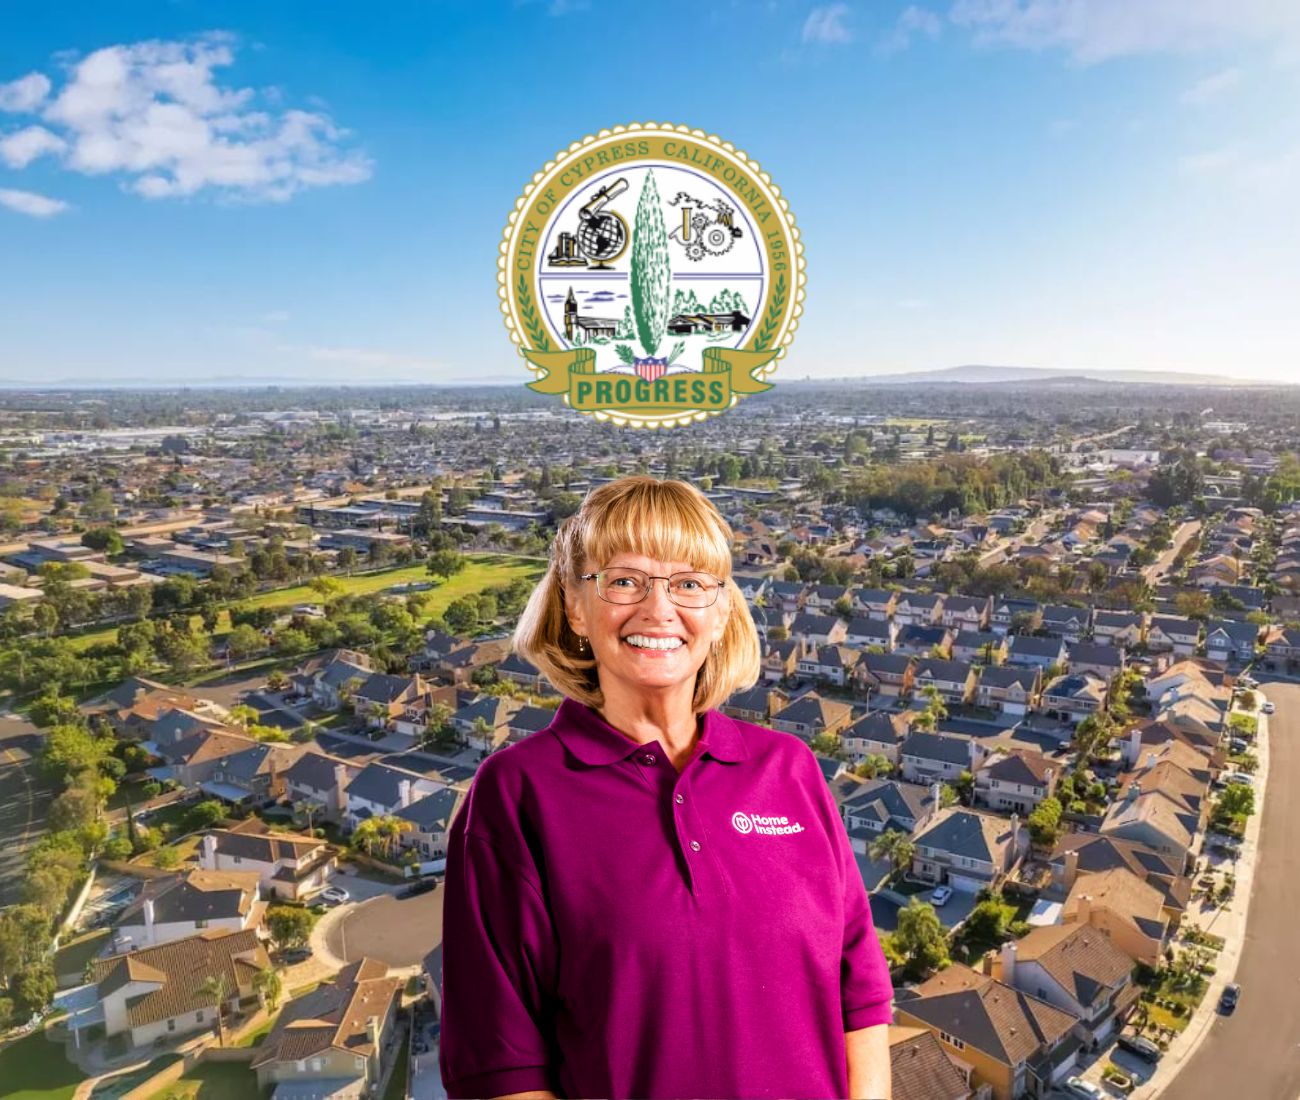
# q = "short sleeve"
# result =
<box><xmin>439</xmin><ymin>780</ymin><xmax>561</xmax><ymax>1098</ymax></box>
<box><xmin>808</xmin><ymin>756</ymin><xmax>895</xmax><ymax>1031</ymax></box>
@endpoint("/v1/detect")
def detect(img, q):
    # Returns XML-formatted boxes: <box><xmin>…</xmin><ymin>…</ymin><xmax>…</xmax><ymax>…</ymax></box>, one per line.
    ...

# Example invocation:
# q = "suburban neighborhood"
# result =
<box><xmin>0</xmin><ymin>379</ymin><xmax>1297</xmax><ymax>1099</ymax></box>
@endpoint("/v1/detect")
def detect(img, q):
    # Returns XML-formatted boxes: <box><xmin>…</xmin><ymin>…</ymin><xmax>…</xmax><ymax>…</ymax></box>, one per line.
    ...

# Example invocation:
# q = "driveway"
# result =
<box><xmin>1162</xmin><ymin>680</ymin><xmax>1300</xmax><ymax>1100</ymax></box>
<box><xmin>870</xmin><ymin>886</ymin><xmax>978</xmax><ymax>933</ymax></box>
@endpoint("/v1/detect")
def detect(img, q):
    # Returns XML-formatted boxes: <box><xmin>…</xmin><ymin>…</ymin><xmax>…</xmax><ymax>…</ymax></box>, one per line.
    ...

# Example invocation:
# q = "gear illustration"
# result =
<box><xmin>702</xmin><ymin>226</ymin><xmax>734</xmax><ymax>255</ymax></box>
<box><xmin>690</xmin><ymin>213</ymin><xmax>709</xmax><ymax>231</ymax></box>
<box><xmin>685</xmin><ymin>241</ymin><xmax>706</xmax><ymax>261</ymax></box>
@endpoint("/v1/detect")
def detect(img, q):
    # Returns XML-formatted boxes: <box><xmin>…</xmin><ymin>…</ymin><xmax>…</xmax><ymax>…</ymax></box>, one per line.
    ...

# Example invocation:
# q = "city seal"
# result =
<box><xmin>498</xmin><ymin>123</ymin><xmax>806</xmax><ymax>428</ymax></box>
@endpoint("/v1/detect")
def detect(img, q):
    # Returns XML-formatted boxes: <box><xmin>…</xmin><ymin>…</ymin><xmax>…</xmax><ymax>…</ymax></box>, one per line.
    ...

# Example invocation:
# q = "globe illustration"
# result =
<box><xmin>577</xmin><ymin>212</ymin><xmax>627</xmax><ymax>269</ymax></box>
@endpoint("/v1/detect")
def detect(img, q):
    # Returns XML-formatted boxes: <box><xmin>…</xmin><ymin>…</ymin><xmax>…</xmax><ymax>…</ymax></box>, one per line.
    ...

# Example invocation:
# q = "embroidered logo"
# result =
<box><xmin>731</xmin><ymin>811</ymin><xmax>805</xmax><ymax>836</ymax></box>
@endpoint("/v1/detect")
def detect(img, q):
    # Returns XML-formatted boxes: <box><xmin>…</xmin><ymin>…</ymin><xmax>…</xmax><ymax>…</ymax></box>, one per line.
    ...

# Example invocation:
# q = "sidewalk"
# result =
<box><xmin>1127</xmin><ymin>699</ymin><xmax>1270</xmax><ymax>1099</ymax></box>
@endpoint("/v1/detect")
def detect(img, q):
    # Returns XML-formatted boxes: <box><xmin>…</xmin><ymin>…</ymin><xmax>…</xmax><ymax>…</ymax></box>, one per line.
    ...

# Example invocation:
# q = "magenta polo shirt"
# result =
<box><xmin>439</xmin><ymin>697</ymin><xmax>894</xmax><ymax>1100</ymax></box>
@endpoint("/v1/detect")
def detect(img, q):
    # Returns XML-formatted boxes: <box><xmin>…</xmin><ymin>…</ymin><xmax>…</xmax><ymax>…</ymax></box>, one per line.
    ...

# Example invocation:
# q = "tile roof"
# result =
<box><xmin>251</xmin><ymin>957</ymin><xmax>402</xmax><ymax>1069</ymax></box>
<box><xmin>90</xmin><ymin>928</ymin><xmax>270</xmax><ymax>1029</ymax></box>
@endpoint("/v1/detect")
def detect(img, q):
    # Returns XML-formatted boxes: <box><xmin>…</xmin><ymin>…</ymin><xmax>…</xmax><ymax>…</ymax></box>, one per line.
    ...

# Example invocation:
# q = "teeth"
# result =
<box><xmin>625</xmin><ymin>634</ymin><xmax>684</xmax><ymax>650</ymax></box>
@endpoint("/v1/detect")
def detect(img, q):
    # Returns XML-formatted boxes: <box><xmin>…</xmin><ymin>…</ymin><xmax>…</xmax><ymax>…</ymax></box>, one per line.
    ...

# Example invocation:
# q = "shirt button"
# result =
<box><xmin>690</xmin><ymin>840</ymin><xmax>701</xmax><ymax>852</ymax></box>
<box><xmin>674</xmin><ymin>793</ymin><xmax>685</xmax><ymax>804</ymax></box>
<box><xmin>641</xmin><ymin>753</ymin><xmax>657</xmax><ymax>766</ymax></box>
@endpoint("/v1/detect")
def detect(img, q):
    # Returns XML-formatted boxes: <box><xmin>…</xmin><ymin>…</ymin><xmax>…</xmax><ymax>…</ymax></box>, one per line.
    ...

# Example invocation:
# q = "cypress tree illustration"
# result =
<box><xmin>630</xmin><ymin>169</ymin><xmax>670</xmax><ymax>357</ymax></box>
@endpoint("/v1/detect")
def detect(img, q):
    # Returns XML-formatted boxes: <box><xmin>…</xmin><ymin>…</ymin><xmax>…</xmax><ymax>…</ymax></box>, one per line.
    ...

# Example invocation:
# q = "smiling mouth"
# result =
<box><xmin>622</xmin><ymin>634</ymin><xmax>686</xmax><ymax>651</ymax></box>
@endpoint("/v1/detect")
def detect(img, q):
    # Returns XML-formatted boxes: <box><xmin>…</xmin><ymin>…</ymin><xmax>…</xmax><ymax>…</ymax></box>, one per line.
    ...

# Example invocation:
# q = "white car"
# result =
<box><xmin>929</xmin><ymin>885</ymin><xmax>953</xmax><ymax>906</ymax></box>
<box><xmin>1238</xmin><ymin>675</ymin><xmax>1258</xmax><ymax>688</ymax></box>
<box><xmin>319</xmin><ymin>886</ymin><xmax>350</xmax><ymax>905</ymax></box>
<box><xmin>1060</xmin><ymin>1077</ymin><xmax>1107</xmax><ymax>1099</ymax></box>
<box><xmin>1224</xmin><ymin>772</ymin><xmax>1254</xmax><ymax>787</ymax></box>
<box><xmin>1261</xmin><ymin>701</ymin><xmax>1275</xmax><ymax>715</ymax></box>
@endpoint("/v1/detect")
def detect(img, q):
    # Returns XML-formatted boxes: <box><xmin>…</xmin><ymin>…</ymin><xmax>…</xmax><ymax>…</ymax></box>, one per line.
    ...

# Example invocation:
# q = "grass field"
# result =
<box><xmin>143</xmin><ymin>1060</ymin><xmax>262</xmax><ymax>1100</ymax></box>
<box><xmin>0</xmin><ymin>1029</ymin><xmax>83</xmax><ymax>1100</ymax></box>
<box><xmin>65</xmin><ymin>554</ymin><xmax>544</xmax><ymax>655</ymax></box>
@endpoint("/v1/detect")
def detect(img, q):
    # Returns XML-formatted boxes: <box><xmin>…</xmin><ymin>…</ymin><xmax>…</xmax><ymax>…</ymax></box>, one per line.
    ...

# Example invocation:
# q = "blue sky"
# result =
<box><xmin>2</xmin><ymin>0</ymin><xmax>1297</xmax><ymax>386</ymax></box>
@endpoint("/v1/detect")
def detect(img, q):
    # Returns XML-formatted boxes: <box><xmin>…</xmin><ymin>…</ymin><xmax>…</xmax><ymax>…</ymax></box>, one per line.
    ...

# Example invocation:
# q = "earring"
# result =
<box><xmin>577</xmin><ymin>635</ymin><xmax>589</xmax><ymax>653</ymax></box>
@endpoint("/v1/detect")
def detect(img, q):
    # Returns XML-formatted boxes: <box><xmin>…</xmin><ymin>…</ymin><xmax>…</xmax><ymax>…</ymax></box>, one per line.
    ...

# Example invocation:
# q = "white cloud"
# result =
<box><xmin>880</xmin><ymin>6</ymin><xmax>943</xmax><ymax>53</ymax></box>
<box><xmin>948</xmin><ymin>0</ymin><xmax>1300</xmax><ymax>63</ymax></box>
<box><xmin>0</xmin><ymin>187</ymin><xmax>69</xmax><ymax>217</ymax></box>
<box><xmin>0</xmin><ymin>73</ymin><xmax>51</xmax><ymax>112</ymax></box>
<box><xmin>1182</xmin><ymin>66</ymin><xmax>1242</xmax><ymax>104</ymax></box>
<box><xmin>0</xmin><ymin>33</ymin><xmax>371</xmax><ymax>203</ymax></box>
<box><xmin>803</xmin><ymin>4</ymin><xmax>855</xmax><ymax>45</ymax></box>
<box><xmin>0</xmin><ymin>125</ymin><xmax>67</xmax><ymax>168</ymax></box>
<box><xmin>1180</xmin><ymin>142</ymin><xmax>1300</xmax><ymax>190</ymax></box>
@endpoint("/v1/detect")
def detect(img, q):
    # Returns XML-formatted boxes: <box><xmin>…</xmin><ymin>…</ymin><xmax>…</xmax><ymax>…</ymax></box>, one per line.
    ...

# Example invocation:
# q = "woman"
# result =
<box><xmin>440</xmin><ymin>476</ymin><xmax>893</xmax><ymax>1099</ymax></box>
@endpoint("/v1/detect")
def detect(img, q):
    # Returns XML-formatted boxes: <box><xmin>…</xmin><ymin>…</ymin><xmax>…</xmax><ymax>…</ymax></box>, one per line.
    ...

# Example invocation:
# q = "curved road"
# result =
<box><xmin>1164</xmin><ymin>680</ymin><xmax>1300</xmax><ymax>1100</ymax></box>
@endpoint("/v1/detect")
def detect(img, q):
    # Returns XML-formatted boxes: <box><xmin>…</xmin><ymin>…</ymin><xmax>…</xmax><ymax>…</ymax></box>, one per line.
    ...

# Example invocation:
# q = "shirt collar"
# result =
<box><xmin>549</xmin><ymin>697</ymin><xmax>749</xmax><ymax>766</ymax></box>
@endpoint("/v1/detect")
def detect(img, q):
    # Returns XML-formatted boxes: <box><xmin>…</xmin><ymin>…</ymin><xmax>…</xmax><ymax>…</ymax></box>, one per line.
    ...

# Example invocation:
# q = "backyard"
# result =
<box><xmin>144</xmin><ymin>1060</ymin><xmax>263</xmax><ymax>1100</ymax></box>
<box><xmin>0</xmin><ymin>1029</ymin><xmax>84</xmax><ymax>1100</ymax></box>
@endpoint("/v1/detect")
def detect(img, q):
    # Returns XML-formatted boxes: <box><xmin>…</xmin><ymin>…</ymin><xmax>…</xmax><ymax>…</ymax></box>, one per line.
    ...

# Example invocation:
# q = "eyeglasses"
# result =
<box><xmin>579</xmin><ymin>567</ymin><xmax>724</xmax><ymax>608</ymax></box>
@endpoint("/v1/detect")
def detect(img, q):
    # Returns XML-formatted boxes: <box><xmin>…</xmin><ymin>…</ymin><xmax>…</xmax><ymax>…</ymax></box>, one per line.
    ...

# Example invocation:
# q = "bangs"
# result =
<box><xmin>577</xmin><ymin>479</ymin><xmax>731</xmax><ymax>579</ymax></box>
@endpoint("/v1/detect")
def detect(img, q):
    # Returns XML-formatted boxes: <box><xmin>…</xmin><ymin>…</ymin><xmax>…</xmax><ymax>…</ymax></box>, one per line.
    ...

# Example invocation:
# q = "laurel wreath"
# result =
<box><xmin>752</xmin><ymin>273</ymin><xmax>787</xmax><ymax>353</ymax></box>
<box><xmin>517</xmin><ymin>275</ymin><xmax>552</xmax><ymax>353</ymax></box>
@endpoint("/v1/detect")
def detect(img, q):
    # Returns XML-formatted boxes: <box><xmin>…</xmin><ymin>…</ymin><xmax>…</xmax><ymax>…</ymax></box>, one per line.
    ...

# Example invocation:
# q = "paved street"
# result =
<box><xmin>0</xmin><ymin>710</ymin><xmax>52</xmax><ymax>908</ymax></box>
<box><xmin>1162</xmin><ymin>680</ymin><xmax>1300</xmax><ymax>1100</ymax></box>
<box><xmin>1143</xmin><ymin>519</ymin><xmax>1201</xmax><ymax>586</ymax></box>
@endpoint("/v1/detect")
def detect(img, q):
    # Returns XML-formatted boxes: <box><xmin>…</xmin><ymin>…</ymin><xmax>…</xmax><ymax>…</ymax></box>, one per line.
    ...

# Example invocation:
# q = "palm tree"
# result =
<box><xmin>252</xmin><ymin>968</ymin><xmax>282</xmax><ymax>1011</ymax></box>
<box><xmin>869</xmin><ymin>829</ymin><xmax>916</xmax><ymax>876</ymax></box>
<box><xmin>294</xmin><ymin>799</ymin><xmax>325</xmax><ymax>833</ymax></box>
<box><xmin>198</xmin><ymin>973</ymin><xmax>230</xmax><ymax>1046</ymax></box>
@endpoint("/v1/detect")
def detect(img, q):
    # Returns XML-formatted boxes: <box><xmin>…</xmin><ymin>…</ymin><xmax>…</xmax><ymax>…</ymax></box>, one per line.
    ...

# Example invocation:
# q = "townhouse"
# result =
<box><xmin>1148</xmin><ymin>615</ymin><xmax>1201</xmax><ymax>657</ymax></box>
<box><xmin>1203</xmin><ymin>618</ymin><xmax>1260</xmax><ymax>666</ymax></box>
<box><xmin>111</xmin><ymin>869</ymin><xmax>264</xmax><ymax>953</ymax></box>
<box><xmin>894</xmin><ymin>592</ymin><xmax>945</xmax><ymax>627</ymax></box>
<box><xmin>1006</xmin><ymin>635</ymin><xmax>1067</xmax><ymax>671</ymax></box>
<box><xmin>898</xmin><ymin>731</ymin><xmax>974</xmax><ymax>785</ymax></box>
<box><xmin>912</xmin><ymin>658</ymin><xmax>977</xmax><ymax>705</ymax></box>
<box><xmin>841</xmin><ymin>710</ymin><xmax>914</xmax><ymax>765</ymax></box>
<box><xmin>975</xmin><ymin>666</ymin><xmax>1041</xmax><ymax>717</ymax></box>
<box><xmin>1065</xmin><ymin>642</ymin><xmax>1126</xmax><ymax>681</ymax></box>
<box><xmin>1063</xmin><ymin>868</ymin><xmax>1169</xmax><ymax>966</ymax></box>
<box><xmin>768</xmin><ymin>691</ymin><xmax>854</xmax><ymax>742</ymax></box>
<box><xmin>841</xmin><ymin>779</ymin><xmax>936</xmax><ymax>847</ymax></box>
<box><xmin>198</xmin><ymin>821</ymin><xmax>337</xmax><ymax>901</ymax></box>
<box><xmin>1040</xmin><ymin>605</ymin><xmax>1091</xmax><ymax>643</ymax></box>
<box><xmin>855</xmin><ymin>652</ymin><xmax>915</xmax><ymax>697</ymax></box>
<box><xmin>1091</xmin><ymin>610</ymin><xmax>1146</xmax><ymax>649</ymax></box>
<box><xmin>941</xmin><ymin>595</ymin><xmax>992</xmax><ymax>632</ymax></box>
<box><xmin>1040</xmin><ymin>673</ymin><xmax>1108</xmax><ymax>727</ymax></box>
<box><xmin>895</xmin><ymin>624</ymin><xmax>954</xmax><ymax>658</ymax></box>
<box><xmin>951</xmin><ymin>630</ymin><xmax>1006</xmax><ymax>666</ymax></box>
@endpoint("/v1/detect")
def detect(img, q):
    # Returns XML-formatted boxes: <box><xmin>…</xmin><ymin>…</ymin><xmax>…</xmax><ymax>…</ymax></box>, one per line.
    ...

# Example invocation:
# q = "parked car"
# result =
<box><xmin>319</xmin><ymin>885</ymin><xmax>350</xmax><ymax>905</ymax></box>
<box><xmin>929</xmin><ymin>885</ymin><xmax>953</xmax><ymax>906</ymax></box>
<box><xmin>275</xmin><ymin>946</ymin><xmax>313</xmax><ymax>964</ymax></box>
<box><xmin>1229</xmin><ymin>737</ymin><xmax>1250</xmax><ymax>754</ymax></box>
<box><xmin>1224</xmin><ymin>772</ymin><xmax>1254</xmax><ymax>788</ymax></box>
<box><xmin>400</xmin><ymin>877</ymin><xmax>438</xmax><ymax>898</ymax></box>
<box><xmin>1238</xmin><ymin>674</ymin><xmax>1258</xmax><ymax>688</ymax></box>
<box><xmin>1116</xmin><ymin>1033</ymin><xmax>1162</xmax><ymax>1062</ymax></box>
<box><xmin>1261</xmin><ymin>701</ymin><xmax>1275</xmax><ymax>715</ymax></box>
<box><xmin>1060</xmin><ymin>1076</ymin><xmax>1107</xmax><ymax>1099</ymax></box>
<box><xmin>1219</xmin><ymin>983</ymin><xmax>1242</xmax><ymax>1013</ymax></box>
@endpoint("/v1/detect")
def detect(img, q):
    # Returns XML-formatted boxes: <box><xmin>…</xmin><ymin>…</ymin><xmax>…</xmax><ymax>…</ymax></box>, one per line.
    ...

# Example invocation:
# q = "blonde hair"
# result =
<box><xmin>514</xmin><ymin>476</ymin><xmax>761</xmax><ymax>713</ymax></box>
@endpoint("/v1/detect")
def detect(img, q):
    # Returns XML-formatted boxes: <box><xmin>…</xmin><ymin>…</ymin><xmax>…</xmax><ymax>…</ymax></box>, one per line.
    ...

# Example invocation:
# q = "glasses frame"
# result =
<box><xmin>579</xmin><ymin>567</ymin><xmax>725</xmax><ymax>608</ymax></box>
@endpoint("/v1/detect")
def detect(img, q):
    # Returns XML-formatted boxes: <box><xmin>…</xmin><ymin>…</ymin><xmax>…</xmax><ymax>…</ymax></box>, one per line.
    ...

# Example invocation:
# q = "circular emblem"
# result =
<box><xmin>499</xmin><ymin>123</ymin><xmax>806</xmax><ymax>428</ymax></box>
<box><xmin>731</xmin><ymin>811</ymin><xmax>754</xmax><ymax>834</ymax></box>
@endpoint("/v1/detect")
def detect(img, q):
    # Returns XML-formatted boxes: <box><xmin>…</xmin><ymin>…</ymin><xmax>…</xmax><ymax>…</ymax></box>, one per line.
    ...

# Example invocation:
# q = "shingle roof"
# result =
<box><xmin>906</xmin><ymin>964</ymin><xmax>1077</xmax><ymax>1066</ymax></box>
<box><xmin>915</xmin><ymin>807</ymin><xmax>1013</xmax><ymax>863</ymax></box>
<box><xmin>889</xmin><ymin>1026</ymin><xmax>971</xmax><ymax>1100</ymax></box>
<box><xmin>398</xmin><ymin>787</ymin><xmax>462</xmax><ymax>832</ymax></box>
<box><xmin>1013</xmin><ymin>923</ymin><xmax>1135</xmax><ymax>1008</ymax></box>
<box><xmin>900</xmin><ymin>731</ymin><xmax>971</xmax><ymax>768</ymax></box>
<box><xmin>117</xmin><ymin>869</ymin><xmax>261</xmax><ymax>926</ymax></box>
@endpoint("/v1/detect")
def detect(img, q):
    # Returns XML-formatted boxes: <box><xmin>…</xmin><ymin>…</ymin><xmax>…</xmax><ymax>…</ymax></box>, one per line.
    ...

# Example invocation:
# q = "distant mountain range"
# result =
<box><xmin>0</xmin><ymin>364</ymin><xmax>1284</xmax><ymax>390</ymax></box>
<box><xmin>823</xmin><ymin>365</ymin><xmax>1278</xmax><ymax>387</ymax></box>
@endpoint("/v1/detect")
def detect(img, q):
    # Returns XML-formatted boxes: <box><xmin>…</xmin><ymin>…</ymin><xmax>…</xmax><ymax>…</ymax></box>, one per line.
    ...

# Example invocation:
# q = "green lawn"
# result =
<box><xmin>67</xmin><ymin>554</ymin><xmax>543</xmax><ymax>655</ymax></box>
<box><xmin>0</xmin><ymin>1029</ymin><xmax>84</xmax><ymax>1100</ymax></box>
<box><xmin>144</xmin><ymin>1060</ymin><xmax>263</xmax><ymax>1100</ymax></box>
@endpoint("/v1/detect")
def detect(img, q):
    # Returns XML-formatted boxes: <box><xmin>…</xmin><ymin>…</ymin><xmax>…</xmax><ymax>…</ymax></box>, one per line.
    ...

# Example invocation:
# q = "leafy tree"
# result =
<box><xmin>266</xmin><ymin>905</ymin><xmax>316</xmax><ymax>950</ymax></box>
<box><xmin>153</xmin><ymin>845</ymin><xmax>181</xmax><ymax>870</ymax></box>
<box><xmin>12</xmin><ymin>961</ymin><xmax>57</xmax><ymax>1018</ymax></box>
<box><xmin>184</xmin><ymin>800</ymin><xmax>227</xmax><ymax>833</ymax></box>
<box><xmin>627</xmin><ymin>168</ymin><xmax>670</xmax><ymax>357</ymax></box>
<box><xmin>893</xmin><ymin>898</ymin><xmax>950</xmax><ymax>977</ymax></box>
<box><xmin>226</xmin><ymin>623</ymin><xmax>265</xmax><ymax>661</ymax></box>
<box><xmin>1027</xmin><ymin>796</ymin><xmax>1063</xmax><ymax>846</ymax></box>
<box><xmin>962</xmin><ymin>894</ymin><xmax>1016</xmax><ymax>945</ymax></box>
<box><xmin>81</xmin><ymin>528</ymin><xmax>125</xmax><ymax>555</ymax></box>
<box><xmin>427</xmin><ymin>549</ymin><xmax>467</xmax><ymax>583</ymax></box>
<box><xmin>443</xmin><ymin>596</ymin><xmax>480</xmax><ymax>636</ymax></box>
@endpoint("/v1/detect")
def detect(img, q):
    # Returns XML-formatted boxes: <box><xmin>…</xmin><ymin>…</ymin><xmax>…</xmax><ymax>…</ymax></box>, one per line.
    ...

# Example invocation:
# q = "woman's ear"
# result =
<box><xmin>563</xmin><ymin>578</ymin><xmax>588</xmax><ymax>638</ymax></box>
